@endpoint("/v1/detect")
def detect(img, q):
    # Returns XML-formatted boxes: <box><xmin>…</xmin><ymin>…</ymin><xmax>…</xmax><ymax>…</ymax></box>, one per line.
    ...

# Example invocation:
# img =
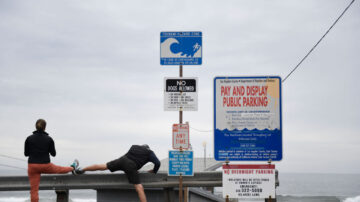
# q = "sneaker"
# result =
<box><xmin>71</xmin><ymin>159</ymin><xmax>79</xmax><ymax>175</ymax></box>
<box><xmin>75</xmin><ymin>168</ymin><xmax>85</xmax><ymax>175</ymax></box>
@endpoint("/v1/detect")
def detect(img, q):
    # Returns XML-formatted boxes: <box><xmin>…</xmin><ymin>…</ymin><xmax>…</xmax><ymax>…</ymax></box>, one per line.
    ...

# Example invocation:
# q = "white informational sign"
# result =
<box><xmin>222</xmin><ymin>164</ymin><xmax>275</xmax><ymax>199</ymax></box>
<box><xmin>214</xmin><ymin>76</ymin><xmax>282</xmax><ymax>161</ymax></box>
<box><xmin>172</xmin><ymin>123</ymin><xmax>190</xmax><ymax>149</ymax></box>
<box><xmin>164</xmin><ymin>77</ymin><xmax>198</xmax><ymax>111</ymax></box>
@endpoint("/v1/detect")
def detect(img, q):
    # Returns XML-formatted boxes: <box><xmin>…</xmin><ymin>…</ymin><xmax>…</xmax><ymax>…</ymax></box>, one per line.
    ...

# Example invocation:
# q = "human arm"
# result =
<box><xmin>24</xmin><ymin>138</ymin><xmax>29</xmax><ymax>157</ymax></box>
<box><xmin>148</xmin><ymin>151</ymin><xmax>160</xmax><ymax>174</ymax></box>
<box><xmin>49</xmin><ymin>138</ymin><xmax>56</xmax><ymax>157</ymax></box>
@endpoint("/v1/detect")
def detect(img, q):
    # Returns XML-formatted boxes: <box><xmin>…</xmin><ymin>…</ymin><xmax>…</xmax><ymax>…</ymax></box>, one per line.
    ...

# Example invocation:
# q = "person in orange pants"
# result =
<box><xmin>24</xmin><ymin>119</ymin><xmax>78</xmax><ymax>202</ymax></box>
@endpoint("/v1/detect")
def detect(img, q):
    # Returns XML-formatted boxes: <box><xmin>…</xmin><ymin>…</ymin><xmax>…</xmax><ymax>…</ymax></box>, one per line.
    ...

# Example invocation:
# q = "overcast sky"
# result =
<box><xmin>0</xmin><ymin>0</ymin><xmax>359</xmax><ymax>175</ymax></box>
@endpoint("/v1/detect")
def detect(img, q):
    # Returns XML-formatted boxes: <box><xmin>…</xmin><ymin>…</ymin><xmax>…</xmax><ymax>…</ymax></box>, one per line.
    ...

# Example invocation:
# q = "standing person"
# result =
<box><xmin>24</xmin><ymin>119</ymin><xmax>79</xmax><ymax>202</ymax></box>
<box><xmin>75</xmin><ymin>144</ymin><xmax>161</xmax><ymax>202</ymax></box>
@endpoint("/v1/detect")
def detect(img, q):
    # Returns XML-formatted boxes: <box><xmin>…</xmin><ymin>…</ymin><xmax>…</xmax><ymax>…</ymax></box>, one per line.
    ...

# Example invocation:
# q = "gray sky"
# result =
<box><xmin>0</xmin><ymin>0</ymin><xmax>359</xmax><ymax>175</ymax></box>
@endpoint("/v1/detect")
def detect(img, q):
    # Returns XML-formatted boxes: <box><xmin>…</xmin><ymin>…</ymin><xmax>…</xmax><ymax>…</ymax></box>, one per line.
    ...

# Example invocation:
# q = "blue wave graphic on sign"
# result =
<box><xmin>170</xmin><ymin>38</ymin><xmax>201</xmax><ymax>57</ymax></box>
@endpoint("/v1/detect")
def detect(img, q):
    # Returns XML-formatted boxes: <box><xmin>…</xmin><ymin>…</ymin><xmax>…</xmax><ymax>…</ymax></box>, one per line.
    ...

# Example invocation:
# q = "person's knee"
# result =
<box><xmin>134</xmin><ymin>184</ymin><xmax>144</xmax><ymax>191</ymax></box>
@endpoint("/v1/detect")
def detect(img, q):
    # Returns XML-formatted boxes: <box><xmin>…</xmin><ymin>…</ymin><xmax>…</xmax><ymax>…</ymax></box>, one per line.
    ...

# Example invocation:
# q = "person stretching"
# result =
<box><xmin>75</xmin><ymin>144</ymin><xmax>160</xmax><ymax>202</ymax></box>
<box><xmin>24</xmin><ymin>119</ymin><xmax>78</xmax><ymax>202</ymax></box>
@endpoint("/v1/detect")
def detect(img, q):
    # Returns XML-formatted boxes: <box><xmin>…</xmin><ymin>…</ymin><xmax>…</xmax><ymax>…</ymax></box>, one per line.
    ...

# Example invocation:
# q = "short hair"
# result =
<box><xmin>142</xmin><ymin>144</ymin><xmax>150</xmax><ymax>150</ymax></box>
<box><xmin>35</xmin><ymin>119</ymin><xmax>46</xmax><ymax>131</ymax></box>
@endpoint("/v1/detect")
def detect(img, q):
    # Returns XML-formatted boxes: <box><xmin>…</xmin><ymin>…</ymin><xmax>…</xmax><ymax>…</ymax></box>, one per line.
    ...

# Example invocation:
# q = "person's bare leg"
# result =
<box><xmin>134</xmin><ymin>184</ymin><xmax>147</xmax><ymax>202</ymax></box>
<box><xmin>82</xmin><ymin>164</ymin><xmax>107</xmax><ymax>171</ymax></box>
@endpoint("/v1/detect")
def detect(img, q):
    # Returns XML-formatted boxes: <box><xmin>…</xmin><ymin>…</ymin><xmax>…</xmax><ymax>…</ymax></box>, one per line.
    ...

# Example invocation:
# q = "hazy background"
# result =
<box><xmin>0</xmin><ymin>0</ymin><xmax>359</xmax><ymax>175</ymax></box>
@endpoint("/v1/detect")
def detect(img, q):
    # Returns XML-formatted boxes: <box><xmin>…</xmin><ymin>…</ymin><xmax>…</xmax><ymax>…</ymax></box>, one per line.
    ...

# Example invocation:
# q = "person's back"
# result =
<box><xmin>125</xmin><ymin>145</ymin><xmax>152</xmax><ymax>169</ymax></box>
<box><xmin>25</xmin><ymin>130</ymin><xmax>56</xmax><ymax>164</ymax></box>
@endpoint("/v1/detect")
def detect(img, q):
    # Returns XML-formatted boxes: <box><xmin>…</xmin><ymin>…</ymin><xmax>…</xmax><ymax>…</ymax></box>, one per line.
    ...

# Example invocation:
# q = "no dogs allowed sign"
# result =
<box><xmin>164</xmin><ymin>77</ymin><xmax>198</xmax><ymax>111</ymax></box>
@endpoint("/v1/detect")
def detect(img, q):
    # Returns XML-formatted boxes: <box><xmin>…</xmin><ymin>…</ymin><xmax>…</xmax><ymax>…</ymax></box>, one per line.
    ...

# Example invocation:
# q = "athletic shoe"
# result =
<box><xmin>71</xmin><ymin>159</ymin><xmax>79</xmax><ymax>175</ymax></box>
<box><xmin>75</xmin><ymin>168</ymin><xmax>85</xmax><ymax>175</ymax></box>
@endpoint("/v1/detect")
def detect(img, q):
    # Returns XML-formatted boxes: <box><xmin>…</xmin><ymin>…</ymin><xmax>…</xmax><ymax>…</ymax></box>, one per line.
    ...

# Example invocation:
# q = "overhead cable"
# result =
<box><xmin>190</xmin><ymin>126</ymin><xmax>212</xmax><ymax>133</ymax></box>
<box><xmin>282</xmin><ymin>0</ymin><xmax>356</xmax><ymax>83</ymax></box>
<box><xmin>0</xmin><ymin>163</ymin><xmax>27</xmax><ymax>170</ymax></box>
<box><xmin>0</xmin><ymin>154</ymin><xmax>27</xmax><ymax>162</ymax></box>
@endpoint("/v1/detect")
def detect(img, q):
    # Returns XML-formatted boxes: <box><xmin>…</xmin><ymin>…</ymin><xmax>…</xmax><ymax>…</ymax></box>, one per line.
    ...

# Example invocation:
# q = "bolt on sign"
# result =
<box><xmin>164</xmin><ymin>77</ymin><xmax>198</xmax><ymax>111</ymax></box>
<box><xmin>222</xmin><ymin>164</ymin><xmax>275</xmax><ymax>199</ymax></box>
<box><xmin>172</xmin><ymin>123</ymin><xmax>189</xmax><ymax>149</ymax></box>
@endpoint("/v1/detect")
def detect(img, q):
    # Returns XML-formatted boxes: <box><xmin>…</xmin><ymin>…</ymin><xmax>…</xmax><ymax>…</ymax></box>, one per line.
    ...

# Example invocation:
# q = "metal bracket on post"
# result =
<box><xmin>225</xmin><ymin>158</ymin><xmax>230</xmax><ymax>165</ymax></box>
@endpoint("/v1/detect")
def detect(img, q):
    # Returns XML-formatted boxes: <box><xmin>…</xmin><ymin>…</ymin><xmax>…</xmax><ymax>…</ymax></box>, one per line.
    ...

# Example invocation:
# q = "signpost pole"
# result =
<box><xmin>179</xmin><ymin>146</ymin><xmax>183</xmax><ymax>202</ymax></box>
<box><xmin>179</xmin><ymin>64</ymin><xmax>183</xmax><ymax>124</ymax></box>
<box><xmin>179</xmin><ymin>59</ymin><xmax>183</xmax><ymax>202</ymax></box>
<box><xmin>179</xmin><ymin>174</ymin><xmax>183</xmax><ymax>202</ymax></box>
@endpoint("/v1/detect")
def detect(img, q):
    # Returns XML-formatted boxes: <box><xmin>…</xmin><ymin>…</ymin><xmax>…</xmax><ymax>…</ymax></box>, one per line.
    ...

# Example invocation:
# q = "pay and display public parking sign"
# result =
<box><xmin>164</xmin><ymin>77</ymin><xmax>198</xmax><ymax>111</ymax></box>
<box><xmin>214</xmin><ymin>76</ymin><xmax>282</xmax><ymax>161</ymax></box>
<box><xmin>222</xmin><ymin>164</ymin><xmax>275</xmax><ymax>199</ymax></box>
<box><xmin>160</xmin><ymin>32</ymin><xmax>202</xmax><ymax>65</ymax></box>
<box><xmin>173</xmin><ymin>123</ymin><xmax>190</xmax><ymax>149</ymax></box>
<box><xmin>168</xmin><ymin>150</ymin><xmax>193</xmax><ymax>176</ymax></box>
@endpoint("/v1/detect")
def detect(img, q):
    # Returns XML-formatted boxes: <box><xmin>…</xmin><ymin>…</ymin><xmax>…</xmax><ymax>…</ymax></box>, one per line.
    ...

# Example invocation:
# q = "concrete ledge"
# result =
<box><xmin>0</xmin><ymin>171</ymin><xmax>222</xmax><ymax>191</ymax></box>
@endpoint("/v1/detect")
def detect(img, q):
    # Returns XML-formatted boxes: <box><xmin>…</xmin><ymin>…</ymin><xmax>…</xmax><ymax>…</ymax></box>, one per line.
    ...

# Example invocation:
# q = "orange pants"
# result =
<box><xmin>27</xmin><ymin>163</ymin><xmax>73</xmax><ymax>202</ymax></box>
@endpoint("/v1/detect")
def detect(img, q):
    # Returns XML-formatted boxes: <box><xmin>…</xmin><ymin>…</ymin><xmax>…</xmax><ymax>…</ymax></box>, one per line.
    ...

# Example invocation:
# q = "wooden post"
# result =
<box><xmin>265</xmin><ymin>195</ymin><xmax>276</xmax><ymax>202</ymax></box>
<box><xmin>179</xmin><ymin>64</ymin><xmax>183</xmax><ymax>124</ymax></box>
<box><xmin>178</xmin><ymin>64</ymin><xmax>184</xmax><ymax>202</ymax></box>
<box><xmin>55</xmin><ymin>190</ymin><xmax>69</xmax><ymax>202</ymax></box>
<box><xmin>179</xmin><ymin>174</ymin><xmax>183</xmax><ymax>202</ymax></box>
<box><xmin>184</xmin><ymin>187</ymin><xmax>188</xmax><ymax>202</ymax></box>
<box><xmin>225</xmin><ymin>195</ymin><xmax>229</xmax><ymax>202</ymax></box>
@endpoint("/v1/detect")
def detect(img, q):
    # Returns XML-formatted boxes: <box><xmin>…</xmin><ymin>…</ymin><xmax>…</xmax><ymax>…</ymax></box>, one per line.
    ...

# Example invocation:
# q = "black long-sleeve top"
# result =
<box><xmin>125</xmin><ymin>145</ymin><xmax>161</xmax><ymax>173</ymax></box>
<box><xmin>24</xmin><ymin>130</ymin><xmax>56</xmax><ymax>164</ymax></box>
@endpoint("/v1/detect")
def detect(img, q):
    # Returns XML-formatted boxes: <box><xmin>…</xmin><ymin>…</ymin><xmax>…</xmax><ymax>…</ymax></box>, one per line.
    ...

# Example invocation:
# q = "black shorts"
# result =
<box><xmin>106</xmin><ymin>156</ymin><xmax>140</xmax><ymax>184</ymax></box>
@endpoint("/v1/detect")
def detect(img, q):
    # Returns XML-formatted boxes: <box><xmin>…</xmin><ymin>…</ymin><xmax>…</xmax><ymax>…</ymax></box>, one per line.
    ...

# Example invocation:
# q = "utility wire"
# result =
<box><xmin>189</xmin><ymin>1</ymin><xmax>356</xmax><ymax>133</ymax></box>
<box><xmin>0</xmin><ymin>154</ymin><xmax>27</xmax><ymax>162</ymax></box>
<box><xmin>190</xmin><ymin>126</ymin><xmax>212</xmax><ymax>133</ymax></box>
<box><xmin>282</xmin><ymin>0</ymin><xmax>356</xmax><ymax>83</ymax></box>
<box><xmin>0</xmin><ymin>163</ymin><xmax>27</xmax><ymax>170</ymax></box>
